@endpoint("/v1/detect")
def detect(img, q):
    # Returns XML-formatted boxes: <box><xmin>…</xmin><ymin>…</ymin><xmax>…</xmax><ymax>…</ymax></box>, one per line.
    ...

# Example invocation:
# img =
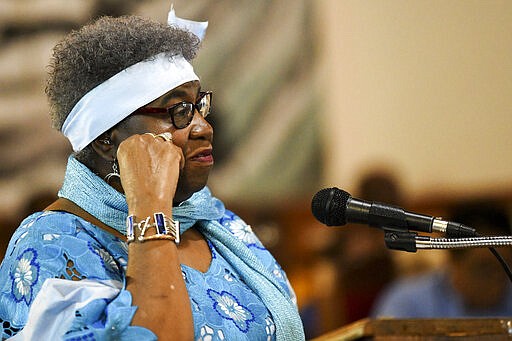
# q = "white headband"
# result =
<box><xmin>61</xmin><ymin>6</ymin><xmax>208</xmax><ymax>152</ymax></box>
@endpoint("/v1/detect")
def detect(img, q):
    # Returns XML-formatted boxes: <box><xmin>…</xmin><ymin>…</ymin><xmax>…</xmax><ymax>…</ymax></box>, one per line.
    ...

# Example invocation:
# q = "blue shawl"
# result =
<box><xmin>59</xmin><ymin>156</ymin><xmax>305</xmax><ymax>341</ymax></box>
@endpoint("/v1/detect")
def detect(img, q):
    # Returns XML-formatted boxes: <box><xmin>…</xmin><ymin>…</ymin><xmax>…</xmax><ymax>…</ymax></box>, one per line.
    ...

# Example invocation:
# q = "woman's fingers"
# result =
<box><xmin>116</xmin><ymin>132</ymin><xmax>184</xmax><ymax>198</ymax></box>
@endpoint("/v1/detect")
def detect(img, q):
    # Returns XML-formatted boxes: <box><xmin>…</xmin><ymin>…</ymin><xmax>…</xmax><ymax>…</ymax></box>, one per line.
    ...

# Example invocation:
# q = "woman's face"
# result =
<box><xmin>113</xmin><ymin>80</ymin><xmax>214</xmax><ymax>203</ymax></box>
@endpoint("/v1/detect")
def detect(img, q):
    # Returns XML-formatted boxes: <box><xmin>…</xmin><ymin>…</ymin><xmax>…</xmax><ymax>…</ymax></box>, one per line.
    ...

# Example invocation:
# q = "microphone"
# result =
<box><xmin>311</xmin><ymin>187</ymin><xmax>477</xmax><ymax>238</ymax></box>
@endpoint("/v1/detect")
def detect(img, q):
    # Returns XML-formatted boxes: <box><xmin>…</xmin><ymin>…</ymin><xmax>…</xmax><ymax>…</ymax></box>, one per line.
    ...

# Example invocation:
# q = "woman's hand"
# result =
<box><xmin>120</xmin><ymin>134</ymin><xmax>195</xmax><ymax>340</ymax></box>
<box><xmin>116</xmin><ymin>132</ymin><xmax>184</xmax><ymax>217</ymax></box>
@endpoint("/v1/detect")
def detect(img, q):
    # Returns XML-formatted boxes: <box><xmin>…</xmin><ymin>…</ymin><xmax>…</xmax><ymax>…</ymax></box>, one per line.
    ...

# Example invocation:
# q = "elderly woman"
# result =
<box><xmin>0</xmin><ymin>7</ymin><xmax>304</xmax><ymax>341</ymax></box>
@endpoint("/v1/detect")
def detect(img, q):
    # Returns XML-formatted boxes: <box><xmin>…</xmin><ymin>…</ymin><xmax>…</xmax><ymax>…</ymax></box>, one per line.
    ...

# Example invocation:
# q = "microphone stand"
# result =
<box><xmin>383</xmin><ymin>229</ymin><xmax>512</xmax><ymax>284</ymax></box>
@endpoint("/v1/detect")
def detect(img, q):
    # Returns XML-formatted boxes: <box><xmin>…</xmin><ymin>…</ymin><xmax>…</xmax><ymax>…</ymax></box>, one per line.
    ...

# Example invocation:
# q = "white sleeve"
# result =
<box><xmin>9</xmin><ymin>278</ymin><xmax>121</xmax><ymax>340</ymax></box>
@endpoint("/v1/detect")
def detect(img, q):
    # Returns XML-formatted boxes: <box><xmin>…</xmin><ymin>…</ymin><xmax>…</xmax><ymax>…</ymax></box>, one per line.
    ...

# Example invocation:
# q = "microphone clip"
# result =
<box><xmin>383</xmin><ymin>228</ymin><xmax>421</xmax><ymax>253</ymax></box>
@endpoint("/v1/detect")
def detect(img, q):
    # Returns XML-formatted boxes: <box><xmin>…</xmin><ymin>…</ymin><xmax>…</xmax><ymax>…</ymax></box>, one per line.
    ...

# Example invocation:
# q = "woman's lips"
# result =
<box><xmin>190</xmin><ymin>148</ymin><xmax>214</xmax><ymax>164</ymax></box>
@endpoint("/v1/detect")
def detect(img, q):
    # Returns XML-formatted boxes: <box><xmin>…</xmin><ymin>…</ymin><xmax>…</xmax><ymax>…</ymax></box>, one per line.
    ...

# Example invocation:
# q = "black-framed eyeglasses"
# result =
<box><xmin>135</xmin><ymin>91</ymin><xmax>212</xmax><ymax>129</ymax></box>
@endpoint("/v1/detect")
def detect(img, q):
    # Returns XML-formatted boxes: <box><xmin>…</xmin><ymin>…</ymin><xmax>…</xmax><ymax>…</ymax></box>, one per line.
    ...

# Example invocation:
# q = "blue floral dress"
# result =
<box><xmin>0</xmin><ymin>209</ymin><xmax>295</xmax><ymax>340</ymax></box>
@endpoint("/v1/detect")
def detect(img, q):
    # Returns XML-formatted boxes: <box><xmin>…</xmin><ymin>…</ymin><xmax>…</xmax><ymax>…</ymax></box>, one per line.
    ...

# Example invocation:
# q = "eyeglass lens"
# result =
<box><xmin>171</xmin><ymin>92</ymin><xmax>211</xmax><ymax>128</ymax></box>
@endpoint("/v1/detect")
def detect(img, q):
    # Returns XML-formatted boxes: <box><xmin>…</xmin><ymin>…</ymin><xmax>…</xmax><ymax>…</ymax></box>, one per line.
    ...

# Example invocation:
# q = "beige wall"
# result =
<box><xmin>2</xmin><ymin>1</ymin><xmax>511</xmax><ymax>219</ymax></box>
<box><xmin>316</xmin><ymin>0</ymin><xmax>512</xmax><ymax>200</ymax></box>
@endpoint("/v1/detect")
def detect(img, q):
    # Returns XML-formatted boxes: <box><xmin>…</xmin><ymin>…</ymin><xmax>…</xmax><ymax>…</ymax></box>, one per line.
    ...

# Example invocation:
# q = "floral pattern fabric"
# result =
<box><xmin>0</xmin><ymin>209</ymin><xmax>294</xmax><ymax>340</ymax></box>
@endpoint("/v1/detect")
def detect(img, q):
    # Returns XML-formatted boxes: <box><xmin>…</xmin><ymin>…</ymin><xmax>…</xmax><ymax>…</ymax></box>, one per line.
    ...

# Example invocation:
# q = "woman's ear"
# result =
<box><xmin>91</xmin><ymin>132</ymin><xmax>115</xmax><ymax>162</ymax></box>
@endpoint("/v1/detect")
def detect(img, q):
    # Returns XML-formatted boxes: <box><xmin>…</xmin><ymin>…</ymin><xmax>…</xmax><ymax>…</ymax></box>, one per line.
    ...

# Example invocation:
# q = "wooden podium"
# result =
<box><xmin>311</xmin><ymin>318</ymin><xmax>512</xmax><ymax>340</ymax></box>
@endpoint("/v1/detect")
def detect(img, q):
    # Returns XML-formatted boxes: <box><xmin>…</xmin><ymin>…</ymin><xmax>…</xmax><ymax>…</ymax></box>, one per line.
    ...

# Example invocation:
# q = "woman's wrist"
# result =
<box><xmin>127</xmin><ymin>212</ymin><xmax>180</xmax><ymax>244</ymax></box>
<box><xmin>127</xmin><ymin>197</ymin><xmax>173</xmax><ymax>217</ymax></box>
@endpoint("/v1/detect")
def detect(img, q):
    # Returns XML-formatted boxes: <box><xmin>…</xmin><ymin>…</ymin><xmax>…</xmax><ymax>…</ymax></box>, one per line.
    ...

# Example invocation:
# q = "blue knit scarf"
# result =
<box><xmin>58</xmin><ymin>156</ymin><xmax>305</xmax><ymax>341</ymax></box>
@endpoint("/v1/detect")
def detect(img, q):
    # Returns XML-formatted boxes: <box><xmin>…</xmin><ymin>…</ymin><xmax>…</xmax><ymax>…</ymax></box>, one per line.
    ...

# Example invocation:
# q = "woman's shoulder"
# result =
<box><xmin>0</xmin><ymin>210</ymin><xmax>127</xmax><ymax>338</ymax></box>
<box><xmin>12</xmin><ymin>210</ymin><xmax>122</xmax><ymax>244</ymax></box>
<box><xmin>1</xmin><ymin>210</ymin><xmax>126</xmax><ymax>284</ymax></box>
<box><xmin>4</xmin><ymin>211</ymin><xmax>85</xmax><ymax>253</ymax></box>
<box><xmin>17</xmin><ymin>210</ymin><xmax>87</xmax><ymax>234</ymax></box>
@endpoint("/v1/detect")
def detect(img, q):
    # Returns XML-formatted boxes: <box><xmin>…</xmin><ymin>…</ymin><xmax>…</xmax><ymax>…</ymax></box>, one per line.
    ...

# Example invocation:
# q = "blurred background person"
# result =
<box><xmin>371</xmin><ymin>199</ymin><xmax>512</xmax><ymax>318</ymax></box>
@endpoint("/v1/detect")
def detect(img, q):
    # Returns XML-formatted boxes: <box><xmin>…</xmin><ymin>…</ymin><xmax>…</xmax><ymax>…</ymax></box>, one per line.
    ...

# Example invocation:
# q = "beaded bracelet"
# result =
<box><xmin>126</xmin><ymin>212</ymin><xmax>180</xmax><ymax>244</ymax></box>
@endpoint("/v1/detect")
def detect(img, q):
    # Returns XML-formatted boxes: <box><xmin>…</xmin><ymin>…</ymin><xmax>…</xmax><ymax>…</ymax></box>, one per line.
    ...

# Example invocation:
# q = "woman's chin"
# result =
<box><xmin>174</xmin><ymin>177</ymin><xmax>209</xmax><ymax>204</ymax></box>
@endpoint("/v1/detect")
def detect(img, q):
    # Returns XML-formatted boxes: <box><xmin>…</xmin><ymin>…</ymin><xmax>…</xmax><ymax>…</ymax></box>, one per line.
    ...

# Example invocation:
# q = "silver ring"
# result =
<box><xmin>144</xmin><ymin>133</ymin><xmax>157</xmax><ymax>138</ymax></box>
<box><xmin>155</xmin><ymin>132</ymin><xmax>173</xmax><ymax>142</ymax></box>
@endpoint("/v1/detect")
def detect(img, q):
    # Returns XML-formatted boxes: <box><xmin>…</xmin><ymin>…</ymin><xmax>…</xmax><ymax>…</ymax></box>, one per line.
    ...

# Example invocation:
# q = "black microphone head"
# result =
<box><xmin>311</xmin><ymin>187</ymin><xmax>351</xmax><ymax>226</ymax></box>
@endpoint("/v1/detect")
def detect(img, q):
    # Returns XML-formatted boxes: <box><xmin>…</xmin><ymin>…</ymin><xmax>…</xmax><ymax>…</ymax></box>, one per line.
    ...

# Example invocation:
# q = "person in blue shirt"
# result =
<box><xmin>0</xmin><ymin>6</ymin><xmax>304</xmax><ymax>341</ymax></box>
<box><xmin>372</xmin><ymin>199</ymin><xmax>512</xmax><ymax>318</ymax></box>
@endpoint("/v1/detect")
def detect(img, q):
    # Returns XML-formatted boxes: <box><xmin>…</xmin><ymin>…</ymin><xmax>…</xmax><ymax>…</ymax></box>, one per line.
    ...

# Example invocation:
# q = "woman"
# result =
<box><xmin>0</xmin><ymin>6</ymin><xmax>305</xmax><ymax>341</ymax></box>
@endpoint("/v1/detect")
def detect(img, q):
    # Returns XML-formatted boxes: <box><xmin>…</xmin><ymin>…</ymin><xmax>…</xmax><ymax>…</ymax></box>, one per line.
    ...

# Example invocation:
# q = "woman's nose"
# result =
<box><xmin>189</xmin><ymin>112</ymin><xmax>213</xmax><ymax>140</ymax></box>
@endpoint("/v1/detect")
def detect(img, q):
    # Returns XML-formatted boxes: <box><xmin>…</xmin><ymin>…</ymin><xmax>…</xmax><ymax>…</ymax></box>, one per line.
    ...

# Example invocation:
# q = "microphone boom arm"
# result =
<box><xmin>416</xmin><ymin>235</ymin><xmax>512</xmax><ymax>250</ymax></box>
<box><xmin>384</xmin><ymin>230</ymin><xmax>512</xmax><ymax>252</ymax></box>
<box><xmin>384</xmin><ymin>231</ymin><xmax>512</xmax><ymax>284</ymax></box>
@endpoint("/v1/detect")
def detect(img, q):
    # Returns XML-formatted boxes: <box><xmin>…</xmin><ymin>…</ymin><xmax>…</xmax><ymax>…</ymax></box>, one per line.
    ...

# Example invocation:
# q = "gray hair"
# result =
<box><xmin>45</xmin><ymin>15</ymin><xmax>200</xmax><ymax>161</ymax></box>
